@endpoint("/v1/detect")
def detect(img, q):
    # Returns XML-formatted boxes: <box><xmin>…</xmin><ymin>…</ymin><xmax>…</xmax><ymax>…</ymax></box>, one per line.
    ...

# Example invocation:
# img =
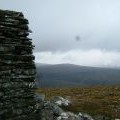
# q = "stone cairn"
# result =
<box><xmin>0</xmin><ymin>10</ymin><xmax>36</xmax><ymax>120</ymax></box>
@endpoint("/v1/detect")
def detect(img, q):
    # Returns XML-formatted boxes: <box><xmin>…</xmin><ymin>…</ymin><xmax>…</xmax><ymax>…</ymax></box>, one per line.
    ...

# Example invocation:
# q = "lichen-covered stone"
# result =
<box><xmin>0</xmin><ymin>9</ymin><xmax>36</xmax><ymax>120</ymax></box>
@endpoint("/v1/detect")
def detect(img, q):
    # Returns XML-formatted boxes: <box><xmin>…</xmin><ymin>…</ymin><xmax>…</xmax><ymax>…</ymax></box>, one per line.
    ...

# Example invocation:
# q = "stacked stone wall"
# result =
<box><xmin>0</xmin><ymin>9</ymin><xmax>36</xmax><ymax>120</ymax></box>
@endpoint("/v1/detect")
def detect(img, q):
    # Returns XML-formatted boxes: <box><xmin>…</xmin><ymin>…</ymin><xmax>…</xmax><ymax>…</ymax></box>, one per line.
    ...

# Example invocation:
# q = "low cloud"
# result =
<box><xmin>34</xmin><ymin>49</ymin><xmax>120</xmax><ymax>68</ymax></box>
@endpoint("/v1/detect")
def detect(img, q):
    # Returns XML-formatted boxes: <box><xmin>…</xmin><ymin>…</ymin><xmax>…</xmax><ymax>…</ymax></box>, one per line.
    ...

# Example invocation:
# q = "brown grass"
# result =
<box><xmin>37</xmin><ymin>86</ymin><xmax>120</xmax><ymax>118</ymax></box>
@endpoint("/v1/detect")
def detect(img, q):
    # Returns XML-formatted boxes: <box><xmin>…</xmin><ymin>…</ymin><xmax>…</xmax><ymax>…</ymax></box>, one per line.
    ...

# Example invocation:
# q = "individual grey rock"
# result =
<box><xmin>56</xmin><ymin>111</ymin><xmax>94</xmax><ymax>120</ymax></box>
<box><xmin>50</xmin><ymin>96</ymin><xmax>71</xmax><ymax>106</ymax></box>
<box><xmin>44</xmin><ymin>101</ymin><xmax>64</xmax><ymax>116</ymax></box>
<box><xmin>78</xmin><ymin>113</ymin><xmax>94</xmax><ymax>120</ymax></box>
<box><xmin>34</xmin><ymin>93</ymin><xmax>45</xmax><ymax>102</ymax></box>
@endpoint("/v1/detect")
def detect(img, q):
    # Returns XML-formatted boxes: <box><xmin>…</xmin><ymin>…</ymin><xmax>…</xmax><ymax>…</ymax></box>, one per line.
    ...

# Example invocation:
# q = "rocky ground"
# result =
<box><xmin>37</xmin><ymin>86</ymin><xmax>120</xmax><ymax>119</ymax></box>
<box><xmin>35</xmin><ymin>94</ymin><xmax>119</xmax><ymax>120</ymax></box>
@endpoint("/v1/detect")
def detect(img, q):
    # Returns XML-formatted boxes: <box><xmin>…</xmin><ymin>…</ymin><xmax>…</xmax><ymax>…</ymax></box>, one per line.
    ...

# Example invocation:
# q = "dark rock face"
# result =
<box><xmin>0</xmin><ymin>9</ymin><xmax>36</xmax><ymax>120</ymax></box>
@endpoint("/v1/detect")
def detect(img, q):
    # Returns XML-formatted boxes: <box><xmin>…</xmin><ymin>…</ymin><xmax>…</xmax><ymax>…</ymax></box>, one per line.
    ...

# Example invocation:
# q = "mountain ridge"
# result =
<box><xmin>36</xmin><ymin>63</ymin><xmax>120</xmax><ymax>69</ymax></box>
<box><xmin>36</xmin><ymin>63</ymin><xmax>120</xmax><ymax>87</ymax></box>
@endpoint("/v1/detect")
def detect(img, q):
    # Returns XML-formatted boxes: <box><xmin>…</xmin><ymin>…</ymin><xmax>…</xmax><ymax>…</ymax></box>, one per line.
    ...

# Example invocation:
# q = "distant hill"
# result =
<box><xmin>36</xmin><ymin>63</ymin><xmax>120</xmax><ymax>87</ymax></box>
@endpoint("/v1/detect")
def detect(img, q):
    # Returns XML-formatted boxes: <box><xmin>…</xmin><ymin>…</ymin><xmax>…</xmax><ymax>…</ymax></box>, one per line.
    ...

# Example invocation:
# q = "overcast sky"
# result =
<box><xmin>1</xmin><ymin>0</ymin><xmax>120</xmax><ymax>67</ymax></box>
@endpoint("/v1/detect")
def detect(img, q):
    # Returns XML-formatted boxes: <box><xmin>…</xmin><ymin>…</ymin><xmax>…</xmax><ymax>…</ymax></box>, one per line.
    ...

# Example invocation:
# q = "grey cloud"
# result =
<box><xmin>1</xmin><ymin>0</ymin><xmax>120</xmax><ymax>52</ymax></box>
<box><xmin>34</xmin><ymin>49</ymin><xmax>120</xmax><ymax>67</ymax></box>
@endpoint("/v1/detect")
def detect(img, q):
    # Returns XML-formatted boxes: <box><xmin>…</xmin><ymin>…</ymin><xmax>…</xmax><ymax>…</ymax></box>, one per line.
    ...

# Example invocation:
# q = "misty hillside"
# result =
<box><xmin>36</xmin><ymin>63</ymin><xmax>120</xmax><ymax>87</ymax></box>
